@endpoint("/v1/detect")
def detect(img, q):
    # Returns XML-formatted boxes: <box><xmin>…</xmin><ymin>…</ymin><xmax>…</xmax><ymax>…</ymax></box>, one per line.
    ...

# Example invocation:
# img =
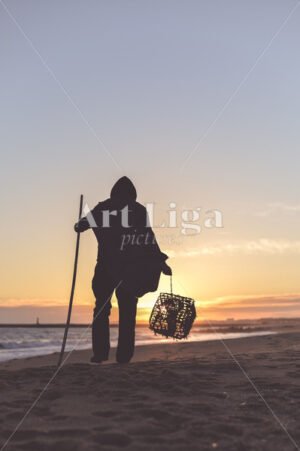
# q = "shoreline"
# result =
<box><xmin>0</xmin><ymin>329</ymin><xmax>289</xmax><ymax>371</ymax></box>
<box><xmin>2</xmin><ymin>319</ymin><xmax>293</xmax><ymax>365</ymax></box>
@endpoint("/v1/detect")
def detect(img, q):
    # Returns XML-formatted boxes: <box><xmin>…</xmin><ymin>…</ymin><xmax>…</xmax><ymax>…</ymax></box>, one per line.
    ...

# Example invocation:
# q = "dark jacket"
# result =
<box><xmin>76</xmin><ymin>177</ymin><xmax>168</xmax><ymax>296</ymax></box>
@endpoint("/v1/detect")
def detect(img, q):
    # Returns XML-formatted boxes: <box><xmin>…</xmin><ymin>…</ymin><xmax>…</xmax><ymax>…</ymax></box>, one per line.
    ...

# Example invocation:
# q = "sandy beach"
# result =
<box><xmin>0</xmin><ymin>331</ymin><xmax>299</xmax><ymax>451</ymax></box>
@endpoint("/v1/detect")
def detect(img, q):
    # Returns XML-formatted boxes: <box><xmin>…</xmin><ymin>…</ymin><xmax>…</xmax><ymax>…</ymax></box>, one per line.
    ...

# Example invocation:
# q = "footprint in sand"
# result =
<box><xmin>51</xmin><ymin>415</ymin><xmax>68</xmax><ymax>421</ymax></box>
<box><xmin>9</xmin><ymin>430</ymin><xmax>47</xmax><ymax>441</ymax></box>
<box><xmin>42</xmin><ymin>390</ymin><xmax>61</xmax><ymax>401</ymax></box>
<box><xmin>93</xmin><ymin>410</ymin><xmax>116</xmax><ymax>418</ymax></box>
<box><xmin>2</xmin><ymin>400</ymin><xmax>30</xmax><ymax>409</ymax></box>
<box><xmin>214</xmin><ymin>423</ymin><xmax>242</xmax><ymax>435</ymax></box>
<box><xmin>93</xmin><ymin>432</ymin><xmax>131</xmax><ymax>447</ymax></box>
<box><xmin>32</xmin><ymin>407</ymin><xmax>51</xmax><ymax>417</ymax></box>
<box><xmin>287</xmin><ymin>371</ymin><xmax>299</xmax><ymax>378</ymax></box>
<box><xmin>51</xmin><ymin>429</ymin><xmax>89</xmax><ymax>438</ymax></box>
<box><xmin>124</xmin><ymin>401</ymin><xmax>144</xmax><ymax>409</ymax></box>
<box><xmin>126</xmin><ymin>424</ymin><xmax>162</xmax><ymax>436</ymax></box>
<box><xmin>20</xmin><ymin>439</ymin><xmax>81</xmax><ymax>451</ymax></box>
<box><xmin>5</xmin><ymin>411</ymin><xmax>24</xmax><ymax>421</ymax></box>
<box><xmin>237</xmin><ymin>415</ymin><xmax>261</xmax><ymax>424</ymax></box>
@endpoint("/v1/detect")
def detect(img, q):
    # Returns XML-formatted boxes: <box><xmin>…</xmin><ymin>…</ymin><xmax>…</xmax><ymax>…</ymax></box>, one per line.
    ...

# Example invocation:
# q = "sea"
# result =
<box><xmin>0</xmin><ymin>324</ymin><xmax>275</xmax><ymax>363</ymax></box>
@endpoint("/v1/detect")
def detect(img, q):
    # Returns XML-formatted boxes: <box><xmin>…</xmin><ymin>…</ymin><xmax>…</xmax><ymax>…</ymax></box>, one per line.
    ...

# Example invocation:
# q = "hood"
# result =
<box><xmin>110</xmin><ymin>176</ymin><xmax>137</xmax><ymax>203</ymax></box>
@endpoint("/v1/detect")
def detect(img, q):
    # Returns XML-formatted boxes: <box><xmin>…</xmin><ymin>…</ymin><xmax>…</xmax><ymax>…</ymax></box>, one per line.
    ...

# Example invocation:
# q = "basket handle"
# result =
<box><xmin>170</xmin><ymin>275</ymin><xmax>173</xmax><ymax>296</ymax></box>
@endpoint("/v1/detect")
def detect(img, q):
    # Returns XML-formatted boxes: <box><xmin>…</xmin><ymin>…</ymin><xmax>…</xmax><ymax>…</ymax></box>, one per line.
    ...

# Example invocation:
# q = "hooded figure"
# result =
<box><xmin>75</xmin><ymin>177</ymin><xmax>171</xmax><ymax>363</ymax></box>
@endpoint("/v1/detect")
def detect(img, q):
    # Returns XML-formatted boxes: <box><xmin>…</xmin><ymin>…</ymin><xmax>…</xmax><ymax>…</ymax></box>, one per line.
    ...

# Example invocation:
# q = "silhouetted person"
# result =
<box><xmin>75</xmin><ymin>177</ymin><xmax>171</xmax><ymax>363</ymax></box>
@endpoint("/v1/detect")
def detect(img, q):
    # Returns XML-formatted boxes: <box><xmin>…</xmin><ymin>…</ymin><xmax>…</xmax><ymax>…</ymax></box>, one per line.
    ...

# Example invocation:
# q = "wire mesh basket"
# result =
<box><xmin>149</xmin><ymin>277</ymin><xmax>196</xmax><ymax>339</ymax></box>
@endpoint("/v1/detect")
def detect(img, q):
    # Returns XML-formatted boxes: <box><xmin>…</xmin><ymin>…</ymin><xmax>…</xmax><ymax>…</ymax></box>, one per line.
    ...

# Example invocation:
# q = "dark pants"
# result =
<box><xmin>92</xmin><ymin>264</ymin><xmax>138</xmax><ymax>362</ymax></box>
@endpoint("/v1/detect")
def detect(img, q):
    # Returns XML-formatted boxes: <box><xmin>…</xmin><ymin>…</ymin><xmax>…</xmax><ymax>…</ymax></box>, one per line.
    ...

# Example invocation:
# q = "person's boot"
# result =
<box><xmin>90</xmin><ymin>355</ymin><xmax>108</xmax><ymax>364</ymax></box>
<box><xmin>116</xmin><ymin>348</ymin><xmax>133</xmax><ymax>364</ymax></box>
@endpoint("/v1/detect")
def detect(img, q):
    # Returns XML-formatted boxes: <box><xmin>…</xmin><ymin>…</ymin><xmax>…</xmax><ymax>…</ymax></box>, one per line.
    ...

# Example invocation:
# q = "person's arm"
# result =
<box><xmin>161</xmin><ymin>260</ymin><xmax>172</xmax><ymax>275</ymax></box>
<box><xmin>74</xmin><ymin>203</ymin><xmax>102</xmax><ymax>233</ymax></box>
<box><xmin>143</xmin><ymin>208</ymin><xmax>172</xmax><ymax>275</ymax></box>
<box><xmin>74</xmin><ymin>217</ymin><xmax>90</xmax><ymax>233</ymax></box>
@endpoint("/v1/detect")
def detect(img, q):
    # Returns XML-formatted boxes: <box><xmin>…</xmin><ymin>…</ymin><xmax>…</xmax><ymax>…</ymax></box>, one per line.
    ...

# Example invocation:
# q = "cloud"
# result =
<box><xmin>197</xmin><ymin>293</ymin><xmax>300</xmax><ymax>318</ymax></box>
<box><xmin>200</xmin><ymin>293</ymin><xmax>300</xmax><ymax>307</ymax></box>
<box><xmin>256</xmin><ymin>202</ymin><xmax>300</xmax><ymax>217</ymax></box>
<box><xmin>166</xmin><ymin>239</ymin><xmax>300</xmax><ymax>258</ymax></box>
<box><xmin>1</xmin><ymin>293</ymin><xmax>300</xmax><ymax>322</ymax></box>
<box><xmin>0</xmin><ymin>298</ymin><xmax>72</xmax><ymax>308</ymax></box>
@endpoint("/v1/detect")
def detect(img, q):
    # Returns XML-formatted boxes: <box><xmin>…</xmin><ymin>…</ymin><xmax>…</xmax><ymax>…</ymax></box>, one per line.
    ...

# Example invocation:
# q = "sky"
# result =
<box><xmin>1</xmin><ymin>0</ymin><xmax>300</xmax><ymax>323</ymax></box>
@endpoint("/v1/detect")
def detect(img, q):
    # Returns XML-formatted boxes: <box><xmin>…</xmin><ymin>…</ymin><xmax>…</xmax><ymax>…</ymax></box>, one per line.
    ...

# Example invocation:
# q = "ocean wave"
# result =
<box><xmin>0</xmin><ymin>340</ymin><xmax>62</xmax><ymax>350</ymax></box>
<box><xmin>0</xmin><ymin>326</ymin><xmax>276</xmax><ymax>363</ymax></box>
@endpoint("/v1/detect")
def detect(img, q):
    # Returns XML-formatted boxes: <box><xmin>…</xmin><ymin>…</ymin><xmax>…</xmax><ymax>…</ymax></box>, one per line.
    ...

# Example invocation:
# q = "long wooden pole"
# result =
<box><xmin>57</xmin><ymin>194</ymin><xmax>83</xmax><ymax>367</ymax></box>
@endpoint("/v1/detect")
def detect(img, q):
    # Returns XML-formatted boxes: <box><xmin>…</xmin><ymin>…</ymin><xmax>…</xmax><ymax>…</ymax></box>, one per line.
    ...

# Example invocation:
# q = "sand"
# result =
<box><xmin>1</xmin><ymin>332</ymin><xmax>300</xmax><ymax>451</ymax></box>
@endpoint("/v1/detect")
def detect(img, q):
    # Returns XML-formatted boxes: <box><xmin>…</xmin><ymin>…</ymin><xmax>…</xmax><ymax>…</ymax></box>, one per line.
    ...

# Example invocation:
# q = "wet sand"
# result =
<box><xmin>1</xmin><ymin>332</ymin><xmax>300</xmax><ymax>450</ymax></box>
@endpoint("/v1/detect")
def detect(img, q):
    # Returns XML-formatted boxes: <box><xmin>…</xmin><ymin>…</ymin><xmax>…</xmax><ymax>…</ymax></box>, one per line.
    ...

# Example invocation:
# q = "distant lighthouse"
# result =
<box><xmin>36</xmin><ymin>317</ymin><xmax>40</xmax><ymax>326</ymax></box>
